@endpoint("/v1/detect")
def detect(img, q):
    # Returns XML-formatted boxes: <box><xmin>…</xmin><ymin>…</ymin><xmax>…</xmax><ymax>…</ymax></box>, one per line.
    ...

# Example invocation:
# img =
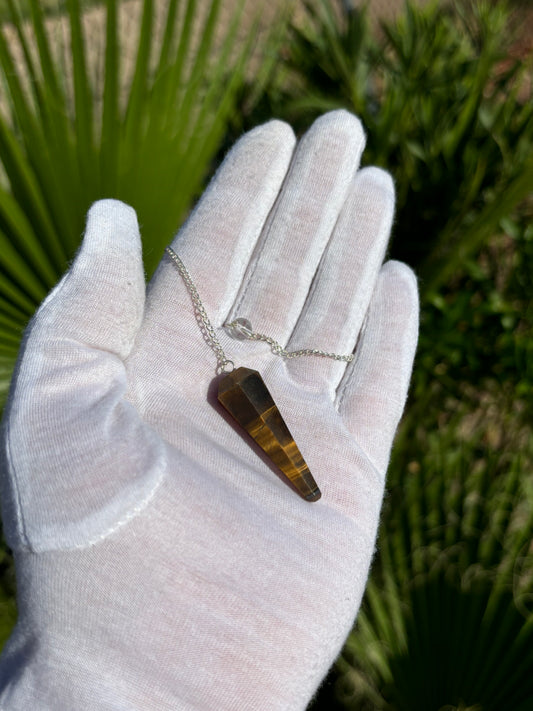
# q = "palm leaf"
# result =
<box><xmin>333</xmin><ymin>414</ymin><xmax>533</xmax><ymax>710</ymax></box>
<box><xmin>0</xmin><ymin>0</ymin><xmax>279</xmax><ymax>406</ymax></box>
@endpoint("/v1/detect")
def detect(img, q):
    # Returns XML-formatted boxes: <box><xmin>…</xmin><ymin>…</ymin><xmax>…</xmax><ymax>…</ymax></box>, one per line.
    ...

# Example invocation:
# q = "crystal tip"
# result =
<box><xmin>305</xmin><ymin>489</ymin><xmax>322</xmax><ymax>502</ymax></box>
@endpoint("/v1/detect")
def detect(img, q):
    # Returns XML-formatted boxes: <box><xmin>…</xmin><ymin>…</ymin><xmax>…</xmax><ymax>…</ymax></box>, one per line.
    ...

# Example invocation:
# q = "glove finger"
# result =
<box><xmin>227</xmin><ymin>110</ymin><xmax>365</xmax><ymax>345</ymax></box>
<box><xmin>336</xmin><ymin>260</ymin><xmax>419</xmax><ymax>475</ymax></box>
<box><xmin>285</xmin><ymin>167</ymin><xmax>394</xmax><ymax>394</ymax></box>
<box><xmin>2</xmin><ymin>200</ymin><xmax>165</xmax><ymax>553</ymax></box>
<box><xmin>143</xmin><ymin>120</ymin><xmax>295</xmax><ymax>337</ymax></box>
<box><xmin>29</xmin><ymin>199</ymin><xmax>146</xmax><ymax>359</ymax></box>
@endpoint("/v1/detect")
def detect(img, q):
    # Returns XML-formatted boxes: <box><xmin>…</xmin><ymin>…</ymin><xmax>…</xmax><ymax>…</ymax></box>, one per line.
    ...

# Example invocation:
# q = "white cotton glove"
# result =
<box><xmin>0</xmin><ymin>110</ymin><xmax>418</xmax><ymax>710</ymax></box>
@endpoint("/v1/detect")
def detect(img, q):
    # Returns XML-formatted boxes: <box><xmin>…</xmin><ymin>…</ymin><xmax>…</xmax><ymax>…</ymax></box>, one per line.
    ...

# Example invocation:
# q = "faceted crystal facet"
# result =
<box><xmin>218</xmin><ymin>367</ymin><xmax>321</xmax><ymax>502</ymax></box>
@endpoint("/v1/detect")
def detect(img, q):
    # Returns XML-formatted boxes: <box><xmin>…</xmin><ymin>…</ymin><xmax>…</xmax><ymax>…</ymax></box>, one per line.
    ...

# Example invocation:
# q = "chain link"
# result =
<box><xmin>225</xmin><ymin>321</ymin><xmax>354</xmax><ymax>362</ymax></box>
<box><xmin>165</xmin><ymin>247</ymin><xmax>234</xmax><ymax>373</ymax></box>
<box><xmin>165</xmin><ymin>246</ymin><xmax>354</xmax><ymax>371</ymax></box>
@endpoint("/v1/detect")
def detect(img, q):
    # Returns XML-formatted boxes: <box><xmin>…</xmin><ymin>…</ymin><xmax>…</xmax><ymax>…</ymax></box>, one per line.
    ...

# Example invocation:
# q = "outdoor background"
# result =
<box><xmin>0</xmin><ymin>1</ymin><xmax>532</xmax><ymax>709</ymax></box>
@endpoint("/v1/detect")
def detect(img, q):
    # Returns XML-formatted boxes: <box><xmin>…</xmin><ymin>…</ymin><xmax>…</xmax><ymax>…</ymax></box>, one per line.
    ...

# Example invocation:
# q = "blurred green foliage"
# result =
<box><xmin>0</xmin><ymin>541</ymin><xmax>15</xmax><ymax>647</ymax></box>
<box><xmin>315</xmin><ymin>394</ymin><xmax>533</xmax><ymax>710</ymax></box>
<box><xmin>234</xmin><ymin>0</ymin><xmax>533</xmax><ymax>293</ymax></box>
<box><xmin>0</xmin><ymin>0</ymin><xmax>100</xmax><ymax>21</ymax></box>
<box><xmin>0</xmin><ymin>0</ymin><xmax>274</xmax><ymax>405</ymax></box>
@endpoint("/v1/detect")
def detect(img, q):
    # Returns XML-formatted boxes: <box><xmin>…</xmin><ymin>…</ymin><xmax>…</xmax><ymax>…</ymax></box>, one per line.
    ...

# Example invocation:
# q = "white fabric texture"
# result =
<box><xmin>0</xmin><ymin>111</ymin><xmax>419</xmax><ymax>710</ymax></box>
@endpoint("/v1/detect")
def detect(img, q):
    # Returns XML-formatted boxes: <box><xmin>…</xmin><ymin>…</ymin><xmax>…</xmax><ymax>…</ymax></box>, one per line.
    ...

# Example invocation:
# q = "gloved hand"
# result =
<box><xmin>0</xmin><ymin>111</ymin><xmax>418</xmax><ymax>710</ymax></box>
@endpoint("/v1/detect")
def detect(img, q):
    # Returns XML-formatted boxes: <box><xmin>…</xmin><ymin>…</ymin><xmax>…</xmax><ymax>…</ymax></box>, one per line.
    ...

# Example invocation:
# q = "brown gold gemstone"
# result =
<box><xmin>217</xmin><ymin>367</ymin><xmax>321</xmax><ymax>502</ymax></box>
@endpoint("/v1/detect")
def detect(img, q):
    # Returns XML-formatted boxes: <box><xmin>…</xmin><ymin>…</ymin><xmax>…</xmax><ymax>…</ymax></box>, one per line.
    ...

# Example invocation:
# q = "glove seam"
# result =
<box><xmin>4</xmin><ymin>417</ymin><xmax>32</xmax><ymax>551</ymax></box>
<box><xmin>67</xmin><ymin>458</ymin><xmax>166</xmax><ymax>552</ymax></box>
<box><xmin>4</xmin><ymin>436</ymin><xmax>167</xmax><ymax>554</ymax></box>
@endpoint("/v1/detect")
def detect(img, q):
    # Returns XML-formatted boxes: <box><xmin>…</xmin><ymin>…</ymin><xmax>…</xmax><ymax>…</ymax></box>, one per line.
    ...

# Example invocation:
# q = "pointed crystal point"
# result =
<box><xmin>218</xmin><ymin>367</ymin><xmax>321</xmax><ymax>502</ymax></box>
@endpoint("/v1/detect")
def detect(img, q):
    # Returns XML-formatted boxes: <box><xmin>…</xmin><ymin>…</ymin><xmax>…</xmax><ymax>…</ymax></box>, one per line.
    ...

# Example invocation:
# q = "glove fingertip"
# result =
<box><xmin>83</xmin><ymin>199</ymin><xmax>142</xmax><ymax>257</ymax></box>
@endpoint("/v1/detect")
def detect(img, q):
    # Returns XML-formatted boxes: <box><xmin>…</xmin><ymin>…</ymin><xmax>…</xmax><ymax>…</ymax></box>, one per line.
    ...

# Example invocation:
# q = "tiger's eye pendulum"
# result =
<box><xmin>218</xmin><ymin>366</ymin><xmax>321</xmax><ymax>502</ymax></box>
<box><xmin>165</xmin><ymin>247</ymin><xmax>354</xmax><ymax>503</ymax></box>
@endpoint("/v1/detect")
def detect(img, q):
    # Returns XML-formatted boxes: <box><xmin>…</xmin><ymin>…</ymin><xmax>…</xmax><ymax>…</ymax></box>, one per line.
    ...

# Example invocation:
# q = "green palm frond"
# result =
<box><xmin>0</xmin><ymin>0</ymin><xmax>276</xmax><ymax>405</ymax></box>
<box><xmin>333</xmin><ymin>412</ymin><xmax>533</xmax><ymax>710</ymax></box>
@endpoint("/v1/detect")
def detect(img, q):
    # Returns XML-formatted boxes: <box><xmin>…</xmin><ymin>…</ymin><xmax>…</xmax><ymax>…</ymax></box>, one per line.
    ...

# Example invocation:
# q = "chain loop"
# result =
<box><xmin>165</xmin><ymin>247</ymin><xmax>355</xmax><ymax>371</ymax></box>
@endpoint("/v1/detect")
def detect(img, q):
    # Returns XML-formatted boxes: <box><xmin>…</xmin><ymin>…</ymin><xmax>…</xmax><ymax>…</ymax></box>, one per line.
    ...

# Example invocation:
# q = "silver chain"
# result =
<box><xmin>165</xmin><ymin>246</ymin><xmax>354</xmax><ymax>373</ymax></box>
<box><xmin>165</xmin><ymin>247</ymin><xmax>234</xmax><ymax>373</ymax></box>
<box><xmin>224</xmin><ymin>319</ymin><xmax>354</xmax><ymax>362</ymax></box>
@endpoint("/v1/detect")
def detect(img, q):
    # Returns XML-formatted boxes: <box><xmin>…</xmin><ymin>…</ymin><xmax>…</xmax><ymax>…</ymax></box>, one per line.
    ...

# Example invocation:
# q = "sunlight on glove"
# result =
<box><xmin>0</xmin><ymin>110</ymin><xmax>418</xmax><ymax>710</ymax></box>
